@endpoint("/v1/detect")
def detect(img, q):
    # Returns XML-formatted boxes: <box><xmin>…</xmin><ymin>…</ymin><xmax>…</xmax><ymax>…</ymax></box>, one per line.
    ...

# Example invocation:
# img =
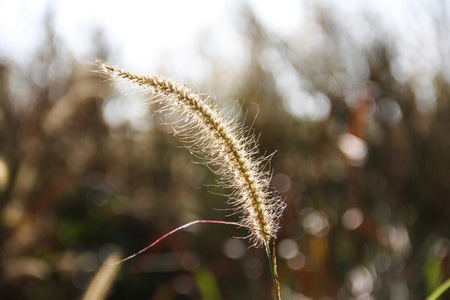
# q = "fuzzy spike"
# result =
<box><xmin>98</xmin><ymin>62</ymin><xmax>285</xmax><ymax>247</ymax></box>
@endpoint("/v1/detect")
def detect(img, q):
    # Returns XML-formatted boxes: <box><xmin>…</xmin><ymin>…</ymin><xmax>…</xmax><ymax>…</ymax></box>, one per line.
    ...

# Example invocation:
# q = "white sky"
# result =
<box><xmin>0</xmin><ymin>0</ymin><xmax>448</xmax><ymax>121</ymax></box>
<box><xmin>0</xmin><ymin>0</ymin><xmax>301</xmax><ymax>73</ymax></box>
<box><xmin>0</xmin><ymin>0</ymin><xmax>225</xmax><ymax>71</ymax></box>
<box><xmin>0</xmin><ymin>0</ymin><xmax>445</xmax><ymax>76</ymax></box>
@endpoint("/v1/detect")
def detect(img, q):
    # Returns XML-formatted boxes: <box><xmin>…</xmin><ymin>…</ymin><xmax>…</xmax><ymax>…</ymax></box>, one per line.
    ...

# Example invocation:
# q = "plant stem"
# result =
<box><xmin>114</xmin><ymin>220</ymin><xmax>275</xmax><ymax>265</ymax></box>
<box><xmin>427</xmin><ymin>277</ymin><xmax>450</xmax><ymax>300</ymax></box>
<box><xmin>265</xmin><ymin>239</ymin><xmax>281</xmax><ymax>300</ymax></box>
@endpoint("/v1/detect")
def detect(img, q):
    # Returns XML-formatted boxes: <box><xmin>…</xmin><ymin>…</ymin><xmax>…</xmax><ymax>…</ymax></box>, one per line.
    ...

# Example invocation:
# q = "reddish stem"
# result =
<box><xmin>113</xmin><ymin>220</ymin><xmax>275</xmax><ymax>265</ymax></box>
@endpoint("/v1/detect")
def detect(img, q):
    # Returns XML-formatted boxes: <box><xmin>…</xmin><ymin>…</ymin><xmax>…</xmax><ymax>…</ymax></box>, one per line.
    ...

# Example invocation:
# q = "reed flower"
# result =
<box><xmin>99</xmin><ymin>63</ymin><xmax>285</xmax><ymax>248</ymax></box>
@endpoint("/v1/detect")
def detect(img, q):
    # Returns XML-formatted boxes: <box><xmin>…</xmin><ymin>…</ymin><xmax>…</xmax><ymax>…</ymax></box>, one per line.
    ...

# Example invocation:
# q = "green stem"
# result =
<box><xmin>265</xmin><ymin>239</ymin><xmax>281</xmax><ymax>300</ymax></box>
<box><xmin>426</xmin><ymin>277</ymin><xmax>450</xmax><ymax>300</ymax></box>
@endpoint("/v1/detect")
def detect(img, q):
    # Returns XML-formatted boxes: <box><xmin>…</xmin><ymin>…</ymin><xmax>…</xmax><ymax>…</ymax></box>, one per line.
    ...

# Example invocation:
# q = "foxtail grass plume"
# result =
<box><xmin>98</xmin><ymin>62</ymin><xmax>285</xmax><ymax>248</ymax></box>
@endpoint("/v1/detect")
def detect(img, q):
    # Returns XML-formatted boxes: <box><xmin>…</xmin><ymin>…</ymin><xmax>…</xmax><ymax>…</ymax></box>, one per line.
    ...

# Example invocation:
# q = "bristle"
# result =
<box><xmin>98</xmin><ymin>63</ymin><xmax>285</xmax><ymax>247</ymax></box>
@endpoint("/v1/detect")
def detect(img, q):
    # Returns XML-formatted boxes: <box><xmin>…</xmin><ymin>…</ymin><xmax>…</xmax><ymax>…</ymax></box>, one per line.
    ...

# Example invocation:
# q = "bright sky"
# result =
<box><xmin>0</xmin><ymin>0</ymin><xmax>445</xmax><ymax>76</ymax></box>
<box><xmin>0</xmin><ymin>0</ymin><xmax>448</xmax><ymax>121</ymax></box>
<box><xmin>0</xmin><ymin>0</ymin><xmax>300</xmax><ymax>73</ymax></box>
<box><xmin>0</xmin><ymin>0</ymin><xmax>224</xmax><ymax>72</ymax></box>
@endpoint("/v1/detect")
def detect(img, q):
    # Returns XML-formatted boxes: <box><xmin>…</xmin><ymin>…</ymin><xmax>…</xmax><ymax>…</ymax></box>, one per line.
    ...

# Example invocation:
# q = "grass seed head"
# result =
<box><xmin>99</xmin><ymin>62</ymin><xmax>285</xmax><ymax>247</ymax></box>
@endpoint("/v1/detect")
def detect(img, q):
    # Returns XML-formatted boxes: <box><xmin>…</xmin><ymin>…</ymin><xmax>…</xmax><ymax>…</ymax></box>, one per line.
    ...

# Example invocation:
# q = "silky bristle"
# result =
<box><xmin>98</xmin><ymin>62</ymin><xmax>285</xmax><ymax>247</ymax></box>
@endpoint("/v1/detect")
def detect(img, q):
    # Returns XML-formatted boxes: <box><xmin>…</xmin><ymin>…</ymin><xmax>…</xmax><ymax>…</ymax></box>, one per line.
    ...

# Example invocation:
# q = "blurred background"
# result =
<box><xmin>1</xmin><ymin>0</ymin><xmax>449</xmax><ymax>299</ymax></box>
